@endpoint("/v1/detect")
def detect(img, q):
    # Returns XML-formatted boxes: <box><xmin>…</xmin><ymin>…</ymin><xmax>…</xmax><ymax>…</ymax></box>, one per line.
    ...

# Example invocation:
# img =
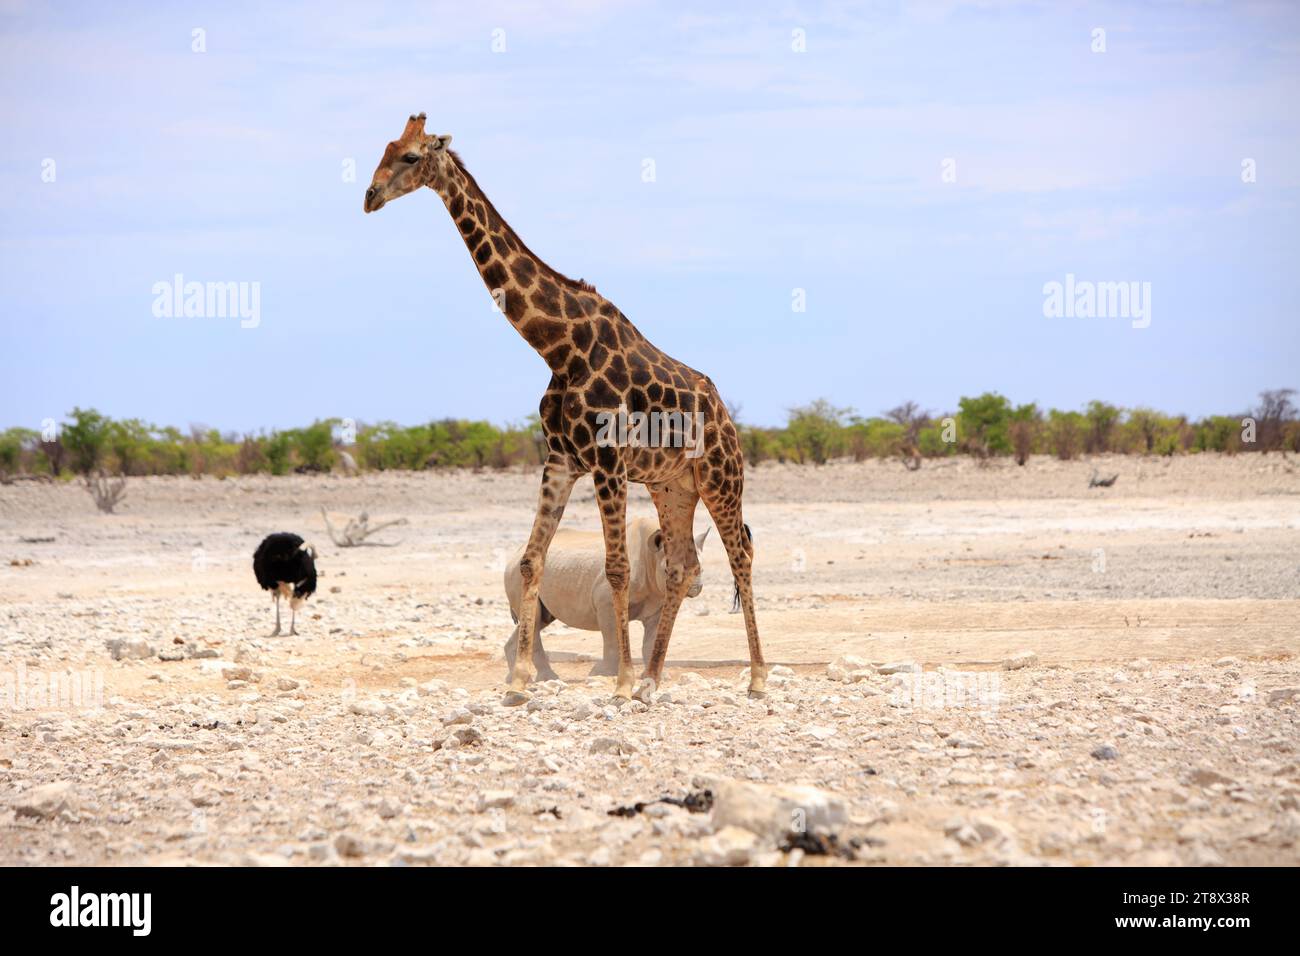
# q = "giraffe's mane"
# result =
<box><xmin>449</xmin><ymin>150</ymin><xmax>598</xmax><ymax>295</ymax></box>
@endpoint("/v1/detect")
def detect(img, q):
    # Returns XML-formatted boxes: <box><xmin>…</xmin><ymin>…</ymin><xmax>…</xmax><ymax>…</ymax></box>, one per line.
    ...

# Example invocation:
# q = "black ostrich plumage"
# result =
<box><xmin>252</xmin><ymin>532</ymin><xmax>317</xmax><ymax>600</ymax></box>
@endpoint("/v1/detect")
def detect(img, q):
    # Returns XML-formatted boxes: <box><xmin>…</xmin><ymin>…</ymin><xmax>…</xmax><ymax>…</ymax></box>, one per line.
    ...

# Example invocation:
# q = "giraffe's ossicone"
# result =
<box><xmin>366</xmin><ymin>113</ymin><xmax>767</xmax><ymax>703</ymax></box>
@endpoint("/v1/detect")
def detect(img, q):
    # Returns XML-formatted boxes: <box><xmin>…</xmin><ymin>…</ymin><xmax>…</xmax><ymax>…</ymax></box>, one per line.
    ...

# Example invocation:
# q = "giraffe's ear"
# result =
<box><xmin>434</xmin><ymin>134</ymin><xmax>453</xmax><ymax>151</ymax></box>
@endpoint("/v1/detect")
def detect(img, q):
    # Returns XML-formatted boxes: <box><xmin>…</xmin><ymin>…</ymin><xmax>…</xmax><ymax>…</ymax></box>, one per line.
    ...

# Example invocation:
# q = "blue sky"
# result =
<box><xmin>1</xmin><ymin>0</ymin><xmax>1297</xmax><ymax>432</ymax></box>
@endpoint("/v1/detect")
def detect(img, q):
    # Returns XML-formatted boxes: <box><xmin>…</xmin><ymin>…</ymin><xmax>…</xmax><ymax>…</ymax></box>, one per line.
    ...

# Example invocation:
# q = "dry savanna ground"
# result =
<box><xmin>1</xmin><ymin>454</ymin><xmax>1298</xmax><ymax>866</ymax></box>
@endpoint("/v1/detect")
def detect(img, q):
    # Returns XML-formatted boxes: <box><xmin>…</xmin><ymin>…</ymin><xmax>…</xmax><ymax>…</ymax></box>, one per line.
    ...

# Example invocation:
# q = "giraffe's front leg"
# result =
<box><xmin>593</xmin><ymin>469</ymin><xmax>634</xmax><ymax>701</ymax></box>
<box><xmin>505</xmin><ymin>453</ymin><xmax>578</xmax><ymax>705</ymax></box>
<box><xmin>637</xmin><ymin>479</ymin><xmax>700</xmax><ymax>702</ymax></box>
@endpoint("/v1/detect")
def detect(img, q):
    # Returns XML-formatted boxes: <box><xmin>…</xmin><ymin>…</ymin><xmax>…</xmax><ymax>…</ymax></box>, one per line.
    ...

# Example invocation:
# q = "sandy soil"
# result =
<box><xmin>1</xmin><ymin>454</ymin><xmax>1297</xmax><ymax>866</ymax></box>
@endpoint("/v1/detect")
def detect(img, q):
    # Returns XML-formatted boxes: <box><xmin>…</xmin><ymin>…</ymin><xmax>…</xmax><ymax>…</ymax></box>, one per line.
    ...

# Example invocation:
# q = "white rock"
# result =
<box><xmin>710</xmin><ymin>780</ymin><xmax>849</xmax><ymax>843</ymax></box>
<box><xmin>590</xmin><ymin>737</ymin><xmax>636</xmax><ymax>755</ymax></box>
<box><xmin>106</xmin><ymin>637</ymin><xmax>154</xmax><ymax>661</ymax></box>
<box><xmin>802</xmin><ymin>724</ymin><xmax>837</xmax><ymax>741</ymax></box>
<box><xmin>15</xmin><ymin>782</ymin><xmax>75</xmax><ymax>820</ymax></box>
<box><xmin>441</xmin><ymin>707</ymin><xmax>474</xmax><ymax>726</ymax></box>
<box><xmin>877</xmin><ymin>661</ymin><xmax>920</xmax><ymax>675</ymax></box>
<box><xmin>349</xmin><ymin>699</ymin><xmax>389</xmax><ymax>717</ymax></box>
<box><xmin>827</xmin><ymin>655</ymin><xmax>871</xmax><ymax>682</ymax></box>
<box><xmin>1002</xmin><ymin>651</ymin><xmax>1038</xmax><ymax>670</ymax></box>
<box><xmin>694</xmin><ymin>825</ymin><xmax>758</xmax><ymax>865</ymax></box>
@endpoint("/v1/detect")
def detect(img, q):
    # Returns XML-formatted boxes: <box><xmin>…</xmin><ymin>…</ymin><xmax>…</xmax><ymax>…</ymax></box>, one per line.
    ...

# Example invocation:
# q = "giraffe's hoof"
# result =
<box><xmin>502</xmin><ymin>689</ymin><xmax>530</xmax><ymax>707</ymax></box>
<box><xmin>632</xmin><ymin>677</ymin><xmax>657</xmax><ymax>703</ymax></box>
<box><xmin>747</xmin><ymin>688</ymin><xmax>768</xmax><ymax>701</ymax></box>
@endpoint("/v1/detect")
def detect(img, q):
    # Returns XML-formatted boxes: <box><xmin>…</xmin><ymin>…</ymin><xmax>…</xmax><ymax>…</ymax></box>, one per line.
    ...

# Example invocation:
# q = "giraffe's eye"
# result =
<box><xmin>401</xmin><ymin>153</ymin><xmax>420</xmax><ymax>164</ymax></box>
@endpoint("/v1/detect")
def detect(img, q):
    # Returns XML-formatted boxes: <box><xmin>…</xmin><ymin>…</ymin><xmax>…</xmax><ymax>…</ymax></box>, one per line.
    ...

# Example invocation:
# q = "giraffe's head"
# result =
<box><xmin>363</xmin><ymin>112</ymin><xmax>453</xmax><ymax>213</ymax></box>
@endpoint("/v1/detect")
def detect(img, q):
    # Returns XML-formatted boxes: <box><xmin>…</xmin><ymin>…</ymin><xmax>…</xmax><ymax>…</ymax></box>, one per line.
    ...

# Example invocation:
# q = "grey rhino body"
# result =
<box><xmin>503</xmin><ymin>517</ymin><xmax>707</xmax><ymax>681</ymax></box>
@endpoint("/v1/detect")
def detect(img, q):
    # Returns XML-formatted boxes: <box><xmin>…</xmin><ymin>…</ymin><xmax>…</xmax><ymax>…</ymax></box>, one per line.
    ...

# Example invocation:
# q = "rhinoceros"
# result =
<box><xmin>503</xmin><ymin>517</ymin><xmax>709</xmax><ymax>682</ymax></box>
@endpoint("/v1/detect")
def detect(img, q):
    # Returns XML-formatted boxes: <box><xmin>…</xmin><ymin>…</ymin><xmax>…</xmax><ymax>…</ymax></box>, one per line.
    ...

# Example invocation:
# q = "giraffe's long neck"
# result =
<box><xmin>432</xmin><ymin>161</ymin><xmax>601</xmax><ymax>374</ymax></box>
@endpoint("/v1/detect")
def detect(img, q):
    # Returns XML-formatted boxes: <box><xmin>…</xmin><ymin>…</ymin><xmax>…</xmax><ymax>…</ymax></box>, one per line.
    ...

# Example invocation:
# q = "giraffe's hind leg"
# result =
<box><xmin>696</xmin><ymin>466</ymin><xmax>767</xmax><ymax>697</ymax></box>
<box><xmin>505</xmin><ymin>452</ymin><xmax>578</xmax><ymax>704</ymax></box>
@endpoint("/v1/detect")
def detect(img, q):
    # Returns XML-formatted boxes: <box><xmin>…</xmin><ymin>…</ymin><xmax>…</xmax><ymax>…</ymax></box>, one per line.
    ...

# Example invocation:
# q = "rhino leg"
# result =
<box><xmin>531</xmin><ymin>631</ymin><xmax>561</xmax><ymax>682</ymax></box>
<box><xmin>640</xmin><ymin>612</ymin><xmax>661</xmax><ymax>666</ymax></box>
<box><xmin>588</xmin><ymin>601</ymin><xmax>621</xmax><ymax>676</ymax></box>
<box><xmin>504</xmin><ymin>624</ymin><xmax>522</xmax><ymax>683</ymax></box>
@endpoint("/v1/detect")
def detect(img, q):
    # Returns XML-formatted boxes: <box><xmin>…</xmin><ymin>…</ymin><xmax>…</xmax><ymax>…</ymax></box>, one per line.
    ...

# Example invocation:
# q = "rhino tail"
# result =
<box><xmin>512</xmin><ymin>601</ymin><xmax>555</xmax><ymax>627</ymax></box>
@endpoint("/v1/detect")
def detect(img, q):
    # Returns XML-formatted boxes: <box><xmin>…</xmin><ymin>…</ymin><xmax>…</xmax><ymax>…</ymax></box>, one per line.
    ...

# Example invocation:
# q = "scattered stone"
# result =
<box><xmin>943</xmin><ymin>817</ymin><xmax>1013</xmax><ymax>847</ymax></box>
<box><xmin>877</xmin><ymin>661</ymin><xmax>920</xmax><ymax>675</ymax></box>
<box><xmin>476</xmin><ymin>791</ymin><xmax>515</xmax><ymax>812</ymax></box>
<box><xmin>334</xmin><ymin>833</ymin><xmax>366</xmax><ymax>858</ymax></box>
<box><xmin>590</xmin><ymin>737</ymin><xmax>636</xmax><ymax>755</ymax></box>
<box><xmin>711</xmin><ymin>780</ymin><xmax>849</xmax><ymax>843</ymax></box>
<box><xmin>15</xmin><ymin>782</ymin><xmax>75</xmax><ymax>820</ymax></box>
<box><xmin>1186</xmin><ymin>767</ymin><xmax>1235</xmax><ymax>788</ymax></box>
<box><xmin>827</xmin><ymin>655</ymin><xmax>873</xmax><ymax>682</ymax></box>
<box><xmin>1091</xmin><ymin>745</ymin><xmax>1120</xmax><ymax>761</ymax></box>
<box><xmin>106</xmin><ymin>637</ymin><xmax>153</xmax><ymax>661</ymax></box>
<box><xmin>1002</xmin><ymin>651</ymin><xmax>1038</xmax><ymax>670</ymax></box>
<box><xmin>694</xmin><ymin>825</ymin><xmax>758</xmax><ymax>866</ymax></box>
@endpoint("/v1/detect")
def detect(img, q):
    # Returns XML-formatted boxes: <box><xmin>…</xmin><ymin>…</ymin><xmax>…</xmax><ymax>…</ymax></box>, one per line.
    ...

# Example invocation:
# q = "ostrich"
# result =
<box><xmin>252</xmin><ymin>533</ymin><xmax>318</xmax><ymax>635</ymax></box>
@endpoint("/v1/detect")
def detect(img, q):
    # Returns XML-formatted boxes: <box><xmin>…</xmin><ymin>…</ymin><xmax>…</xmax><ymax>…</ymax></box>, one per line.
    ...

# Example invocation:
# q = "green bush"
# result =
<box><xmin>785</xmin><ymin>400</ymin><xmax>850</xmax><ymax>465</ymax></box>
<box><xmin>292</xmin><ymin>421</ymin><xmax>336</xmax><ymax>471</ymax></box>
<box><xmin>0</xmin><ymin>427</ymin><xmax>37</xmax><ymax>477</ymax></box>
<box><xmin>1008</xmin><ymin>403</ymin><xmax>1042</xmax><ymax>465</ymax></box>
<box><xmin>957</xmin><ymin>393</ymin><xmax>1012</xmax><ymax>457</ymax></box>
<box><xmin>62</xmin><ymin>407</ymin><xmax>111</xmax><ymax>475</ymax></box>
<box><xmin>265</xmin><ymin>432</ymin><xmax>294</xmax><ymax>475</ymax></box>
<box><xmin>1046</xmin><ymin>409</ymin><xmax>1085</xmax><ymax>460</ymax></box>
<box><xmin>1085</xmin><ymin>400</ymin><xmax>1123</xmax><ymax>453</ymax></box>
<box><xmin>5</xmin><ymin>394</ymin><xmax>1295</xmax><ymax>478</ymax></box>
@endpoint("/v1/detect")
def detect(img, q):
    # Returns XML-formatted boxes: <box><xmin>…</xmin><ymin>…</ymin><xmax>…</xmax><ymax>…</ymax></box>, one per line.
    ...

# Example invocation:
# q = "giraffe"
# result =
<box><xmin>365</xmin><ymin>114</ymin><xmax>766</xmax><ymax>704</ymax></box>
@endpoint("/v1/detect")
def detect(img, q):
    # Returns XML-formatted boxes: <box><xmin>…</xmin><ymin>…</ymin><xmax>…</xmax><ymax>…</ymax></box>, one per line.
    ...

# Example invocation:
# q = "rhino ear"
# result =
<box><xmin>651</xmin><ymin>530</ymin><xmax>664</xmax><ymax>551</ymax></box>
